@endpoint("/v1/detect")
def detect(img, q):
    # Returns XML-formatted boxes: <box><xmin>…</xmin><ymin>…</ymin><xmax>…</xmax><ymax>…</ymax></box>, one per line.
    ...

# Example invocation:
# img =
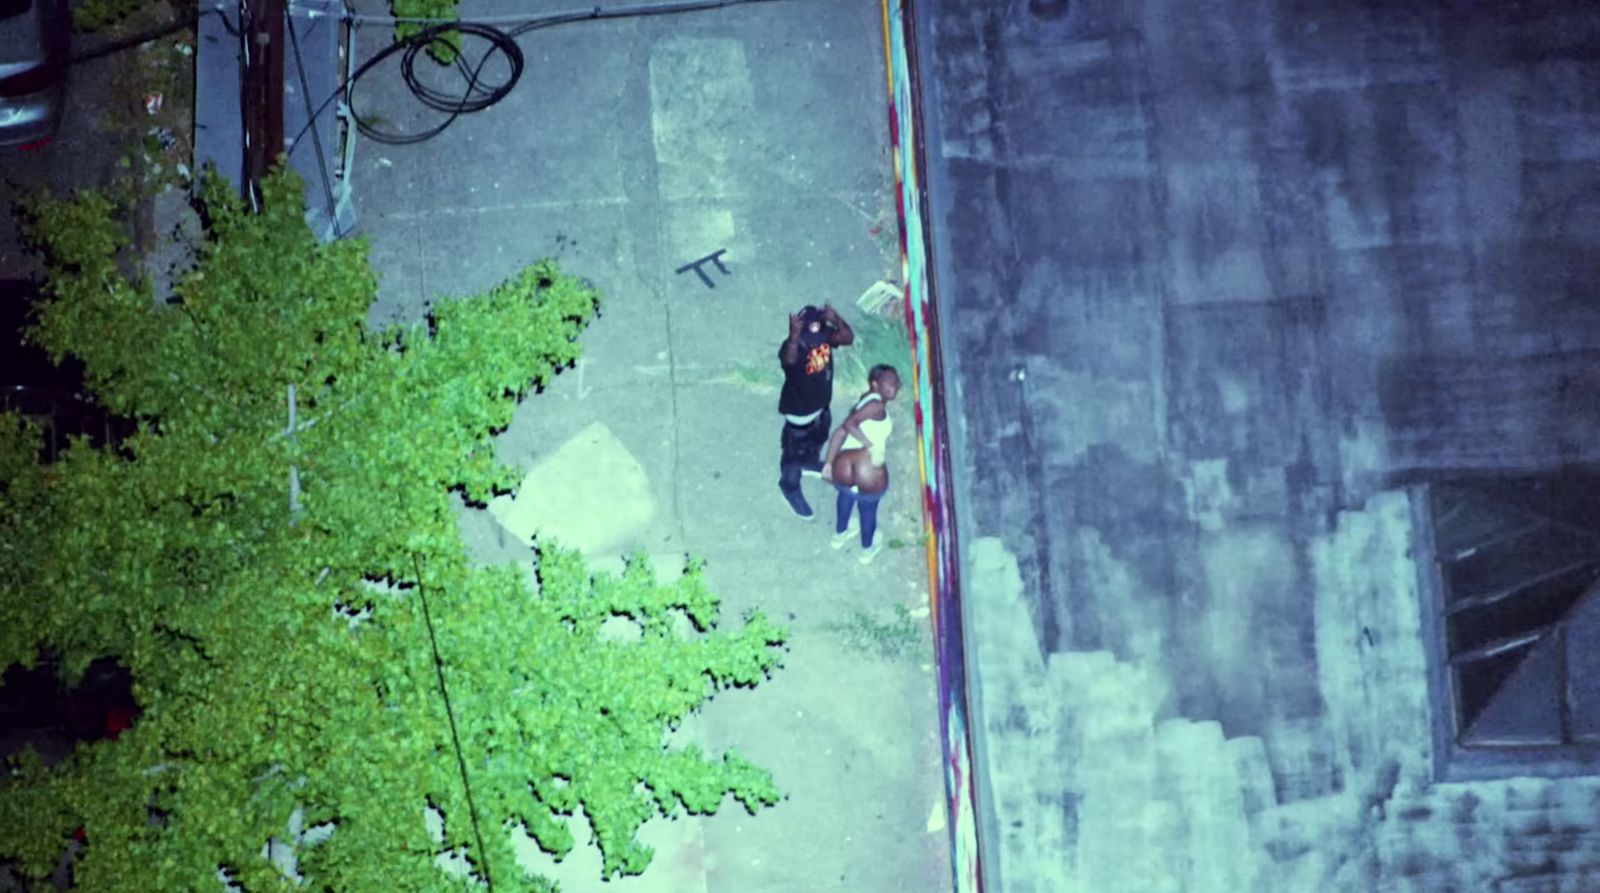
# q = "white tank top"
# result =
<box><xmin>844</xmin><ymin>393</ymin><xmax>893</xmax><ymax>465</ymax></box>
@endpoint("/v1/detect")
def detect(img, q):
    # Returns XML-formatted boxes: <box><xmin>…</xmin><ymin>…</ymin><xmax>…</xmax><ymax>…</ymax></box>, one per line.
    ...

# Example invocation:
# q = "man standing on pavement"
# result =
<box><xmin>778</xmin><ymin>304</ymin><xmax>854</xmax><ymax>519</ymax></box>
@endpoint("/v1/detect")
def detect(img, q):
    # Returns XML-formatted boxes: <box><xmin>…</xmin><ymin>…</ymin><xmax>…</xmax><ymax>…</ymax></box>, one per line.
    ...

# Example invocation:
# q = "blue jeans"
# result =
<box><xmin>835</xmin><ymin>482</ymin><xmax>887</xmax><ymax>547</ymax></box>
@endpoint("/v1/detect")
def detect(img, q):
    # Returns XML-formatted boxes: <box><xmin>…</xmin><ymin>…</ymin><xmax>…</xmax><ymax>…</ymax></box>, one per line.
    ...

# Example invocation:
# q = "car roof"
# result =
<box><xmin>0</xmin><ymin>0</ymin><xmax>63</xmax><ymax>69</ymax></box>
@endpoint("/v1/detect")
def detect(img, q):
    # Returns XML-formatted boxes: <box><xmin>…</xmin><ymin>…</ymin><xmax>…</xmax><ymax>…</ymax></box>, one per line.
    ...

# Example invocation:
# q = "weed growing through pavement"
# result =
<box><xmin>838</xmin><ymin>307</ymin><xmax>911</xmax><ymax>396</ymax></box>
<box><xmin>825</xmin><ymin>603</ymin><xmax>927</xmax><ymax>660</ymax></box>
<box><xmin>718</xmin><ymin>363</ymin><xmax>777</xmax><ymax>393</ymax></box>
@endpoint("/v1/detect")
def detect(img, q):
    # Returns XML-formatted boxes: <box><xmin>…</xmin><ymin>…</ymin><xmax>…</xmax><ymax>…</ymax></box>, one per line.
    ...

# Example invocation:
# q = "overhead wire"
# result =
<box><xmin>339</xmin><ymin>20</ymin><xmax>523</xmax><ymax>147</ymax></box>
<box><xmin>62</xmin><ymin>3</ymin><xmax>785</xmax><ymax>178</ymax></box>
<box><xmin>286</xmin><ymin>0</ymin><xmax>796</xmax><ymax>157</ymax></box>
<box><xmin>284</xmin><ymin>4</ymin><xmax>346</xmax><ymax>235</ymax></box>
<box><xmin>411</xmin><ymin>553</ymin><xmax>496</xmax><ymax>893</ymax></box>
<box><xmin>61</xmin><ymin>1</ymin><xmax>803</xmax><ymax>220</ymax></box>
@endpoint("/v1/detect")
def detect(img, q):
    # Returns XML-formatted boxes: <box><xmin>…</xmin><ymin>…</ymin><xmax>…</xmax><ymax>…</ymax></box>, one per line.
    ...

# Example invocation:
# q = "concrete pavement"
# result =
<box><xmin>348</xmin><ymin>2</ymin><xmax>952</xmax><ymax>890</ymax></box>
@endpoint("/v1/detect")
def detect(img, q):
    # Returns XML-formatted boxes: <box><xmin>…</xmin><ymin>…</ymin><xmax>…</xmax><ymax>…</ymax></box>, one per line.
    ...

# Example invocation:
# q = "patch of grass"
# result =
<box><xmin>392</xmin><ymin>0</ymin><xmax>461</xmax><ymax>63</ymax></box>
<box><xmin>838</xmin><ymin>308</ymin><xmax>912</xmax><ymax>396</ymax></box>
<box><xmin>75</xmin><ymin>0</ymin><xmax>183</xmax><ymax>32</ymax></box>
<box><xmin>716</xmin><ymin>363</ymin><xmax>777</xmax><ymax>393</ymax></box>
<box><xmin>870</xmin><ymin>204</ymin><xmax>901</xmax><ymax>278</ymax></box>
<box><xmin>824</xmin><ymin>604</ymin><xmax>927</xmax><ymax>660</ymax></box>
<box><xmin>356</xmin><ymin>113</ymin><xmax>395</xmax><ymax>132</ymax></box>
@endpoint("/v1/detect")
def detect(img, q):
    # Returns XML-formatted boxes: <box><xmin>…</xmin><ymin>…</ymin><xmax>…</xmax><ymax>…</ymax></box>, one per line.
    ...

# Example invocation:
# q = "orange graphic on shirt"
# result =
<box><xmin>806</xmin><ymin>343</ymin><xmax>831</xmax><ymax>375</ymax></box>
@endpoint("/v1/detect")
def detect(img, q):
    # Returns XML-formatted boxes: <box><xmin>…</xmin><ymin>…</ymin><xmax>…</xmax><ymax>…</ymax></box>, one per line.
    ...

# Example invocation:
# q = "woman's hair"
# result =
<box><xmin>869</xmin><ymin>364</ymin><xmax>900</xmax><ymax>385</ymax></box>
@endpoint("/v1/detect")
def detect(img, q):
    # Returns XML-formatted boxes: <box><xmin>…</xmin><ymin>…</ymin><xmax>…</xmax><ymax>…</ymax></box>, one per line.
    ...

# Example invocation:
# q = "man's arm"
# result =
<box><xmin>824</xmin><ymin>305</ymin><xmax>855</xmax><ymax>346</ymax></box>
<box><xmin>781</xmin><ymin>313</ymin><xmax>804</xmax><ymax>366</ymax></box>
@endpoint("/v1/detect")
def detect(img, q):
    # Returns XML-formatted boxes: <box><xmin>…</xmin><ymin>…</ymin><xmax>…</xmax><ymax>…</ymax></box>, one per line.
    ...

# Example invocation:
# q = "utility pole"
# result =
<box><xmin>242</xmin><ymin>0</ymin><xmax>286</xmax><ymax>205</ymax></box>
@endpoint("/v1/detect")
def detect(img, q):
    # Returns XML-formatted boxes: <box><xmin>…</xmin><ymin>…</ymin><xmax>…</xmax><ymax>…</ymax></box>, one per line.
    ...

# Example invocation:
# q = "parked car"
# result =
<box><xmin>0</xmin><ymin>0</ymin><xmax>70</xmax><ymax>152</ymax></box>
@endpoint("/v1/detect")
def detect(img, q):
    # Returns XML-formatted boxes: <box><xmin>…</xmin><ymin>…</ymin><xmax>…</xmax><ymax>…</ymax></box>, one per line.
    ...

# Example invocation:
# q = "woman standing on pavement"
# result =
<box><xmin>820</xmin><ymin>365</ymin><xmax>901</xmax><ymax>564</ymax></box>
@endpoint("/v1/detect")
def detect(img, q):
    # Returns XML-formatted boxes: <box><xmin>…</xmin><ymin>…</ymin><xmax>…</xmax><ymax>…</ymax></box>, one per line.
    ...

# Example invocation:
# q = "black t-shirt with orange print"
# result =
<box><xmin>778</xmin><ymin>333</ymin><xmax>837</xmax><ymax>417</ymax></box>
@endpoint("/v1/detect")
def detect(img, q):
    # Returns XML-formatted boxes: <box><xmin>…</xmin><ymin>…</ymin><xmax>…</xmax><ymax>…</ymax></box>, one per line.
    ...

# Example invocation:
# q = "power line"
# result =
<box><xmin>411</xmin><ymin>553</ymin><xmax>495</xmax><ymax>893</ymax></box>
<box><xmin>283</xmin><ymin>3</ymin><xmax>344</xmax><ymax>236</ymax></box>
<box><xmin>287</xmin><ymin>0</ymin><xmax>800</xmax><ymax>155</ymax></box>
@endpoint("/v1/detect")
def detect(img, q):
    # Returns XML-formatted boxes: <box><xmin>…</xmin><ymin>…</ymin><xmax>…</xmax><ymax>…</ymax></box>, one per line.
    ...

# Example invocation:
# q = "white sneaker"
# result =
<box><xmin>831</xmin><ymin>519</ymin><xmax>859</xmax><ymax>549</ymax></box>
<box><xmin>859</xmin><ymin>541</ymin><xmax>885</xmax><ymax>564</ymax></box>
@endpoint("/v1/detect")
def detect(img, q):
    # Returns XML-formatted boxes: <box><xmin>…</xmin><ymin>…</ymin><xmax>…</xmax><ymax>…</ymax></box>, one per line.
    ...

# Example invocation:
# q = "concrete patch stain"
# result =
<box><xmin>1182</xmin><ymin>457</ymin><xmax>1236</xmax><ymax>532</ymax></box>
<box><xmin>649</xmin><ymin>38</ymin><xmax>757</xmax><ymax>201</ymax></box>
<box><xmin>1197</xmin><ymin>526</ymin><xmax>1296</xmax><ymax>727</ymax></box>
<box><xmin>1071</xmin><ymin>527</ymin><xmax>1169</xmax><ymax>668</ymax></box>
<box><xmin>489</xmin><ymin>421</ymin><xmax>655</xmax><ymax>557</ymax></box>
<box><xmin>1021</xmin><ymin>366</ymin><xmax>1162</xmax><ymax>467</ymax></box>
<box><xmin>974</xmin><ymin>536</ymin><xmax>1244</xmax><ymax>891</ymax></box>
<box><xmin>1310</xmin><ymin>492</ymin><xmax>1430</xmax><ymax>778</ymax></box>
<box><xmin>1063</xmin><ymin>443</ymin><xmax>1188</xmax><ymax>546</ymax></box>
<box><xmin>1334</xmin><ymin>420</ymin><xmax>1390</xmax><ymax>508</ymax></box>
<box><xmin>666</xmin><ymin>209</ymin><xmax>737</xmax><ymax>277</ymax></box>
<box><xmin>1218</xmin><ymin>373</ymin><xmax>1252</xmax><ymax>415</ymax></box>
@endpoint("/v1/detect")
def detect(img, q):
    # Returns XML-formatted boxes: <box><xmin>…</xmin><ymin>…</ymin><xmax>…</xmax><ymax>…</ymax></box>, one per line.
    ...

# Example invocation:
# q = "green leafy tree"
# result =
<box><xmin>390</xmin><ymin>0</ymin><xmax>461</xmax><ymax>63</ymax></box>
<box><xmin>71</xmin><ymin>0</ymin><xmax>164</xmax><ymax>33</ymax></box>
<box><xmin>0</xmin><ymin>170</ymin><xmax>785</xmax><ymax>892</ymax></box>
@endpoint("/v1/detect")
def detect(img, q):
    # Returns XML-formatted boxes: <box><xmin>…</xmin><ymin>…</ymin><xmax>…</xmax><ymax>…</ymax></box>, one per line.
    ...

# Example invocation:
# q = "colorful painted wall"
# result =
<box><xmin>880</xmin><ymin>2</ymin><xmax>984</xmax><ymax>890</ymax></box>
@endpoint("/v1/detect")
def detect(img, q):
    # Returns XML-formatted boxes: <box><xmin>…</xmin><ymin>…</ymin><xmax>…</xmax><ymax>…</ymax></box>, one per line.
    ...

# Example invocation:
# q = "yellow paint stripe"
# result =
<box><xmin>881</xmin><ymin>0</ymin><xmax>895</xmax><ymax>102</ymax></box>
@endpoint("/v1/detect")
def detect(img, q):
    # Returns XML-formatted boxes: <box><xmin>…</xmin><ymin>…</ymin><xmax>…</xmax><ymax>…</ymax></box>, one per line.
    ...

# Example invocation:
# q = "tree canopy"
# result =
<box><xmin>0</xmin><ymin>170</ymin><xmax>785</xmax><ymax>893</ymax></box>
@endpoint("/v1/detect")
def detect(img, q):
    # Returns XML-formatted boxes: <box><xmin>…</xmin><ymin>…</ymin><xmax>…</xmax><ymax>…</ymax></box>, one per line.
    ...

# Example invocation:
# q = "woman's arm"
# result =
<box><xmin>821</xmin><ymin>398</ymin><xmax>887</xmax><ymax>469</ymax></box>
<box><xmin>820</xmin><ymin>425</ymin><xmax>851</xmax><ymax>476</ymax></box>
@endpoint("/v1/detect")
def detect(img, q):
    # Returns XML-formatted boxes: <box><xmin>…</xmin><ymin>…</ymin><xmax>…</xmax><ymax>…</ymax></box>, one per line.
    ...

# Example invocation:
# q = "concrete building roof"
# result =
<box><xmin>913</xmin><ymin>1</ymin><xmax>1600</xmax><ymax>890</ymax></box>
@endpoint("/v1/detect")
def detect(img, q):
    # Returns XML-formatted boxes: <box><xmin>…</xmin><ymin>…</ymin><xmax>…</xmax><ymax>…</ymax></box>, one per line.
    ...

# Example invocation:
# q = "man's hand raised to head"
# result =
<box><xmin>823</xmin><ymin>304</ymin><xmax>855</xmax><ymax>346</ymax></box>
<box><xmin>783</xmin><ymin>312</ymin><xmax>805</xmax><ymax>365</ymax></box>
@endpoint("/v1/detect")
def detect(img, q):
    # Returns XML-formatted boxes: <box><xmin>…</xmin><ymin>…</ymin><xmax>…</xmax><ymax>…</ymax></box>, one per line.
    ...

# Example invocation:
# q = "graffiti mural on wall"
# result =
<box><xmin>881</xmin><ymin>1</ymin><xmax>984</xmax><ymax>890</ymax></box>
